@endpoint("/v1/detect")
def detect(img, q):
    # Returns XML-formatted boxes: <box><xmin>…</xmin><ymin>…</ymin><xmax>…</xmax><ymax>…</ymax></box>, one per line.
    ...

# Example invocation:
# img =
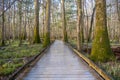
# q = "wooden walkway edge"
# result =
<box><xmin>9</xmin><ymin>42</ymin><xmax>54</xmax><ymax>80</ymax></box>
<box><xmin>67</xmin><ymin>43</ymin><xmax>113</xmax><ymax>80</ymax></box>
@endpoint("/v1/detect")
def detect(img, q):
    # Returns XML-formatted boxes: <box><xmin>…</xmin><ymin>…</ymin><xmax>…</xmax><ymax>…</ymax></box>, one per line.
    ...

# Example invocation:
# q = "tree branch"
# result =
<box><xmin>0</xmin><ymin>0</ymin><xmax>18</xmax><ymax>17</ymax></box>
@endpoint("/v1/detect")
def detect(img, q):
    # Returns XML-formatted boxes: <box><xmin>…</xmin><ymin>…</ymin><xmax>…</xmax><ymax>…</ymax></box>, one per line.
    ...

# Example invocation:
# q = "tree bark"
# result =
<box><xmin>18</xmin><ymin>0</ymin><xmax>22</xmax><ymax>45</ymax></box>
<box><xmin>61</xmin><ymin>0</ymin><xmax>68</xmax><ymax>42</ymax></box>
<box><xmin>88</xmin><ymin>7</ymin><xmax>95</xmax><ymax>42</ymax></box>
<box><xmin>91</xmin><ymin>0</ymin><xmax>114</xmax><ymax>62</ymax></box>
<box><xmin>76</xmin><ymin>0</ymin><xmax>82</xmax><ymax>51</ymax></box>
<box><xmin>116</xmin><ymin>0</ymin><xmax>120</xmax><ymax>42</ymax></box>
<box><xmin>33</xmin><ymin>0</ymin><xmax>41</xmax><ymax>43</ymax></box>
<box><xmin>43</xmin><ymin>0</ymin><xmax>51</xmax><ymax>47</ymax></box>
<box><xmin>1</xmin><ymin>0</ymin><xmax>5</xmax><ymax>46</ymax></box>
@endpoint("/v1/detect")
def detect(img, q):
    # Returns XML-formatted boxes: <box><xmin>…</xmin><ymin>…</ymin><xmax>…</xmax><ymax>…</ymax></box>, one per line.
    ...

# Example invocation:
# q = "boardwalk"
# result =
<box><xmin>23</xmin><ymin>40</ymin><xmax>102</xmax><ymax>80</ymax></box>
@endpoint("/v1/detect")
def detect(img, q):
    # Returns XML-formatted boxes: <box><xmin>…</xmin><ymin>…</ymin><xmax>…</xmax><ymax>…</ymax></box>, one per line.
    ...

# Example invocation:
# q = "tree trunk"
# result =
<box><xmin>33</xmin><ymin>0</ymin><xmax>41</xmax><ymax>43</ymax></box>
<box><xmin>13</xmin><ymin>3</ymin><xmax>16</xmax><ymax>40</ymax></box>
<box><xmin>116</xmin><ymin>0</ymin><xmax>120</xmax><ymax>42</ymax></box>
<box><xmin>81</xmin><ymin>0</ymin><xmax>84</xmax><ymax>43</ymax></box>
<box><xmin>91</xmin><ymin>0</ymin><xmax>114</xmax><ymax>62</ymax></box>
<box><xmin>88</xmin><ymin>7</ymin><xmax>95</xmax><ymax>42</ymax></box>
<box><xmin>43</xmin><ymin>0</ymin><xmax>51</xmax><ymax>47</ymax></box>
<box><xmin>1</xmin><ymin>0</ymin><xmax>5</xmax><ymax>46</ymax></box>
<box><xmin>23</xmin><ymin>6</ymin><xmax>27</xmax><ymax>40</ymax></box>
<box><xmin>18</xmin><ymin>0</ymin><xmax>22</xmax><ymax>46</ymax></box>
<box><xmin>76</xmin><ymin>0</ymin><xmax>82</xmax><ymax>51</ymax></box>
<box><xmin>61</xmin><ymin>0</ymin><xmax>68</xmax><ymax>42</ymax></box>
<box><xmin>116</xmin><ymin>0</ymin><xmax>120</xmax><ymax>22</ymax></box>
<box><xmin>42</xmin><ymin>1</ymin><xmax>46</xmax><ymax>38</ymax></box>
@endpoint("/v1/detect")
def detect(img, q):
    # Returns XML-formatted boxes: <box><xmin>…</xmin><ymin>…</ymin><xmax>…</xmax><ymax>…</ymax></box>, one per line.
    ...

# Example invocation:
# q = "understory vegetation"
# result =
<box><xmin>0</xmin><ymin>40</ymin><xmax>42</xmax><ymax>76</ymax></box>
<box><xmin>99</xmin><ymin>62</ymin><xmax>120</xmax><ymax>80</ymax></box>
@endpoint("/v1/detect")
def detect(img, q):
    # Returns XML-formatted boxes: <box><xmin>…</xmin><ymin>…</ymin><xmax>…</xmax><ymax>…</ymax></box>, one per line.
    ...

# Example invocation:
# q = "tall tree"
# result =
<box><xmin>41</xmin><ymin>0</ymin><xmax>46</xmax><ymax>38</ymax></box>
<box><xmin>61</xmin><ymin>0</ymin><xmax>68</xmax><ymax>42</ymax></box>
<box><xmin>23</xmin><ymin>1</ymin><xmax>27</xmax><ymax>40</ymax></box>
<box><xmin>43</xmin><ymin>0</ymin><xmax>51</xmax><ymax>47</ymax></box>
<box><xmin>116</xmin><ymin>0</ymin><xmax>120</xmax><ymax>22</ymax></box>
<box><xmin>88</xmin><ymin>7</ymin><xmax>95</xmax><ymax>42</ymax></box>
<box><xmin>90</xmin><ymin>0</ymin><xmax>114</xmax><ymax>62</ymax></box>
<box><xmin>76</xmin><ymin>0</ymin><xmax>82</xmax><ymax>51</ymax></box>
<box><xmin>13</xmin><ymin>3</ymin><xmax>16</xmax><ymax>40</ymax></box>
<box><xmin>1</xmin><ymin>0</ymin><xmax>5</xmax><ymax>46</ymax></box>
<box><xmin>81</xmin><ymin>0</ymin><xmax>84</xmax><ymax>43</ymax></box>
<box><xmin>33</xmin><ymin>0</ymin><xmax>41</xmax><ymax>43</ymax></box>
<box><xmin>116</xmin><ymin>0</ymin><xmax>120</xmax><ymax>42</ymax></box>
<box><xmin>18</xmin><ymin>0</ymin><xmax>22</xmax><ymax>45</ymax></box>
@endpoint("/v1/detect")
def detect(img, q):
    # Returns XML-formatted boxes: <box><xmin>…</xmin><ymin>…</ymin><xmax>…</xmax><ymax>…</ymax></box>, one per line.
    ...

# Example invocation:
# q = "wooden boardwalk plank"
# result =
<box><xmin>23</xmin><ymin>40</ymin><xmax>102</xmax><ymax>80</ymax></box>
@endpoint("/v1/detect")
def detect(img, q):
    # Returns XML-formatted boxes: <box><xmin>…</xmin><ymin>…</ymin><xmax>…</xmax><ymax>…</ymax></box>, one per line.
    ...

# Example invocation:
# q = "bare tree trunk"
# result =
<box><xmin>42</xmin><ymin>0</ymin><xmax>46</xmax><ymax>38</ymax></box>
<box><xmin>1</xmin><ymin>0</ymin><xmax>5</xmax><ymax>46</ymax></box>
<box><xmin>8</xmin><ymin>4</ymin><xmax>11</xmax><ymax>44</ymax></box>
<box><xmin>13</xmin><ymin>3</ymin><xmax>15</xmax><ymax>40</ymax></box>
<box><xmin>76</xmin><ymin>0</ymin><xmax>82</xmax><ymax>51</ymax></box>
<box><xmin>43</xmin><ymin>0</ymin><xmax>51</xmax><ymax>47</ymax></box>
<box><xmin>61</xmin><ymin>0</ymin><xmax>68</xmax><ymax>42</ymax></box>
<box><xmin>18</xmin><ymin>0</ymin><xmax>22</xmax><ymax>46</ymax></box>
<box><xmin>33</xmin><ymin>0</ymin><xmax>41</xmax><ymax>43</ymax></box>
<box><xmin>81</xmin><ymin>0</ymin><xmax>85</xmax><ymax>43</ymax></box>
<box><xmin>88</xmin><ymin>7</ymin><xmax>95</xmax><ymax>42</ymax></box>
<box><xmin>116</xmin><ymin>0</ymin><xmax>120</xmax><ymax>21</ymax></box>
<box><xmin>23</xmin><ymin>6</ymin><xmax>27</xmax><ymax>40</ymax></box>
<box><xmin>116</xmin><ymin>0</ymin><xmax>120</xmax><ymax>42</ymax></box>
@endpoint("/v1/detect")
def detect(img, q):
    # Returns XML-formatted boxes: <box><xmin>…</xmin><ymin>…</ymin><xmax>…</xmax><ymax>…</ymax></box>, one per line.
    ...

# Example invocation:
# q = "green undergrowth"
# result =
<box><xmin>0</xmin><ymin>40</ymin><xmax>42</xmax><ymax>76</ymax></box>
<box><xmin>98</xmin><ymin>61</ymin><xmax>120</xmax><ymax>80</ymax></box>
<box><xmin>0</xmin><ymin>62</ymin><xmax>23</xmax><ymax>75</ymax></box>
<box><xmin>68</xmin><ymin>39</ymin><xmax>77</xmax><ymax>48</ymax></box>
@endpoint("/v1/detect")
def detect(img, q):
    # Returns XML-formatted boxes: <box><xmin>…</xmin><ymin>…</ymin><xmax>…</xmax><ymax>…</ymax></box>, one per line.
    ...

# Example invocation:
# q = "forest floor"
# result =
<box><xmin>69</xmin><ymin>40</ymin><xmax>120</xmax><ymax>80</ymax></box>
<box><xmin>0</xmin><ymin>40</ymin><xmax>42</xmax><ymax>79</ymax></box>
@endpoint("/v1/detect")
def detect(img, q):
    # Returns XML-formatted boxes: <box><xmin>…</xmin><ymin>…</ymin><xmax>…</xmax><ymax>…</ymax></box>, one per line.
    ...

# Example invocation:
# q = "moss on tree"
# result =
<box><xmin>43</xmin><ymin>32</ymin><xmax>50</xmax><ymax>47</ymax></box>
<box><xmin>63</xmin><ymin>31</ymin><xmax>68</xmax><ymax>42</ymax></box>
<box><xmin>1</xmin><ymin>40</ymin><xmax>5</xmax><ymax>46</ymax></box>
<box><xmin>33</xmin><ymin>0</ymin><xmax>41</xmax><ymax>43</ymax></box>
<box><xmin>33</xmin><ymin>27</ymin><xmax>41</xmax><ymax>43</ymax></box>
<box><xmin>43</xmin><ymin>0</ymin><xmax>51</xmax><ymax>47</ymax></box>
<box><xmin>90</xmin><ymin>0</ymin><xmax>115</xmax><ymax>62</ymax></box>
